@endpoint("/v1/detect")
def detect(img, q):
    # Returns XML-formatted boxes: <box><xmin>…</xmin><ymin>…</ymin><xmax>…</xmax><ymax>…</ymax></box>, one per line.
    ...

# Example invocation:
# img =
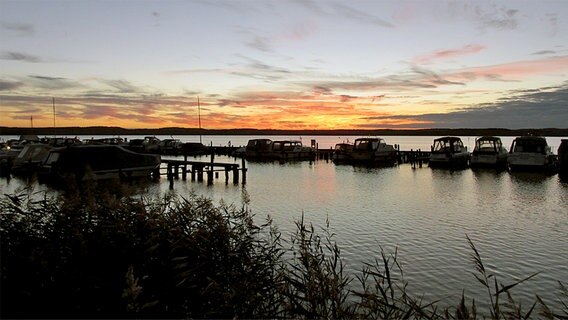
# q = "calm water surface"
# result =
<box><xmin>1</xmin><ymin>135</ymin><xmax>567</xmax><ymax>310</ymax></box>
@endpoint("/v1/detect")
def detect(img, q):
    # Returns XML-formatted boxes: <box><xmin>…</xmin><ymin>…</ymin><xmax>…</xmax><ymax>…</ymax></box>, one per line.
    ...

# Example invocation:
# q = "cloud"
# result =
<box><xmin>413</xmin><ymin>44</ymin><xmax>486</xmax><ymax>65</ymax></box>
<box><xmin>410</xmin><ymin>65</ymin><xmax>465</xmax><ymax>86</ymax></box>
<box><xmin>0</xmin><ymin>80</ymin><xmax>23</xmax><ymax>91</ymax></box>
<box><xmin>27</xmin><ymin>75</ymin><xmax>82</xmax><ymax>90</ymax></box>
<box><xmin>451</xmin><ymin>56</ymin><xmax>568</xmax><ymax>81</ymax></box>
<box><xmin>246</xmin><ymin>36</ymin><xmax>273</xmax><ymax>52</ymax></box>
<box><xmin>1</xmin><ymin>22</ymin><xmax>35</xmax><ymax>35</ymax></box>
<box><xmin>101</xmin><ymin>80</ymin><xmax>142</xmax><ymax>93</ymax></box>
<box><xmin>360</xmin><ymin>84</ymin><xmax>568</xmax><ymax>129</ymax></box>
<box><xmin>329</xmin><ymin>2</ymin><xmax>394</xmax><ymax>28</ymax></box>
<box><xmin>0</xmin><ymin>51</ymin><xmax>42</xmax><ymax>63</ymax></box>
<box><xmin>532</xmin><ymin>50</ymin><xmax>556</xmax><ymax>55</ymax></box>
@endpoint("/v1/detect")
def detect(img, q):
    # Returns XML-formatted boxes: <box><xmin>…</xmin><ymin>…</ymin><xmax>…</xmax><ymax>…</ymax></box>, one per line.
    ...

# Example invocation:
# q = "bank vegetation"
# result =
<box><xmin>1</xmin><ymin>183</ymin><xmax>567</xmax><ymax>319</ymax></box>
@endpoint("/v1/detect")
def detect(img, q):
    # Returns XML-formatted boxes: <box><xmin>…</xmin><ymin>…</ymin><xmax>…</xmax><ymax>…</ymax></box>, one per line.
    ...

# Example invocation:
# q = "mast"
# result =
<box><xmin>52</xmin><ymin>97</ymin><xmax>56</xmax><ymax>137</ymax></box>
<box><xmin>198</xmin><ymin>96</ymin><xmax>202</xmax><ymax>144</ymax></box>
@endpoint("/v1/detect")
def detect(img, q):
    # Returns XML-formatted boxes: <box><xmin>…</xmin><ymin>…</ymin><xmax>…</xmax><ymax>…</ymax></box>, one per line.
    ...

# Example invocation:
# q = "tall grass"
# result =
<box><xmin>1</xmin><ymin>183</ymin><xmax>566</xmax><ymax>319</ymax></box>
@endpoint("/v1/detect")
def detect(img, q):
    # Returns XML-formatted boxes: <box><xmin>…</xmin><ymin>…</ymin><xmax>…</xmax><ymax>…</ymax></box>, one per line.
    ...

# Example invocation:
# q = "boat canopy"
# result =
<box><xmin>432</xmin><ymin>137</ymin><xmax>465</xmax><ymax>153</ymax></box>
<box><xmin>510</xmin><ymin>136</ymin><xmax>548</xmax><ymax>154</ymax></box>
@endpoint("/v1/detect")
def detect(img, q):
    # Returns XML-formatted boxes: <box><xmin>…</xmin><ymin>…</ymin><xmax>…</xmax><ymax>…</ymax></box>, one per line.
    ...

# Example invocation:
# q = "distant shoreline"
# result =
<box><xmin>1</xmin><ymin>126</ymin><xmax>567</xmax><ymax>137</ymax></box>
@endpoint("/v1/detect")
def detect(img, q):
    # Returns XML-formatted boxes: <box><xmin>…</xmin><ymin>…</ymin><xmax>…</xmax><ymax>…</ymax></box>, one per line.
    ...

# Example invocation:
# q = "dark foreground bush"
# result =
<box><xmin>1</xmin><ymin>186</ymin><xmax>567</xmax><ymax>319</ymax></box>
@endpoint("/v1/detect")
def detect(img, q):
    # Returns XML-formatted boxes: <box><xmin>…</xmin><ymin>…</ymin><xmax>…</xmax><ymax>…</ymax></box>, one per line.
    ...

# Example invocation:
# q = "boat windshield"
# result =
<box><xmin>475</xmin><ymin>139</ymin><xmax>497</xmax><ymax>152</ymax></box>
<box><xmin>512</xmin><ymin>139</ymin><xmax>547</xmax><ymax>154</ymax></box>
<box><xmin>355</xmin><ymin>139</ymin><xmax>380</xmax><ymax>150</ymax></box>
<box><xmin>45</xmin><ymin>152</ymin><xmax>60</xmax><ymax>165</ymax></box>
<box><xmin>433</xmin><ymin>139</ymin><xmax>464</xmax><ymax>153</ymax></box>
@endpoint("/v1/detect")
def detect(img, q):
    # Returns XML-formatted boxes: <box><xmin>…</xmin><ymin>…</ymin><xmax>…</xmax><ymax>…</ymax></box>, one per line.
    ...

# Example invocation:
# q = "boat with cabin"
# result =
<box><xmin>558</xmin><ymin>139</ymin><xmax>568</xmax><ymax>178</ymax></box>
<box><xmin>349</xmin><ymin>137</ymin><xmax>397</xmax><ymax>165</ymax></box>
<box><xmin>38</xmin><ymin>145</ymin><xmax>161</xmax><ymax>183</ymax></box>
<box><xmin>11</xmin><ymin>144</ymin><xmax>52</xmax><ymax>177</ymax></box>
<box><xmin>470</xmin><ymin>136</ymin><xmax>508</xmax><ymax>169</ymax></box>
<box><xmin>266</xmin><ymin>140</ymin><xmax>315</xmax><ymax>161</ymax></box>
<box><xmin>158</xmin><ymin>139</ymin><xmax>183</xmax><ymax>155</ymax></box>
<box><xmin>332</xmin><ymin>143</ymin><xmax>354</xmax><ymax>163</ymax></box>
<box><xmin>244</xmin><ymin>139</ymin><xmax>273</xmax><ymax>159</ymax></box>
<box><xmin>429</xmin><ymin>136</ymin><xmax>470</xmax><ymax>168</ymax></box>
<box><xmin>507</xmin><ymin>136</ymin><xmax>557</xmax><ymax>172</ymax></box>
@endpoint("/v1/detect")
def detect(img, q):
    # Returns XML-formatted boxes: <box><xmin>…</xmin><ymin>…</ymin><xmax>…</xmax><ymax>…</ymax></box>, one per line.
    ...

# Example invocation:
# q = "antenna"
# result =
<box><xmin>198</xmin><ymin>96</ymin><xmax>202</xmax><ymax>144</ymax></box>
<box><xmin>30</xmin><ymin>115</ymin><xmax>34</xmax><ymax>129</ymax></box>
<box><xmin>52</xmin><ymin>97</ymin><xmax>56</xmax><ymax>137</ymax></box>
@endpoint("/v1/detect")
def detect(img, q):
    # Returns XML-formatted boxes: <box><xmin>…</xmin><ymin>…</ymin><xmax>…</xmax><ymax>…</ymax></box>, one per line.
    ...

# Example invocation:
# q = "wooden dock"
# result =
<box><xmin>161</xmin><ymin>154</ymin><xmax>247</xmax><ymax>188</ymax></box>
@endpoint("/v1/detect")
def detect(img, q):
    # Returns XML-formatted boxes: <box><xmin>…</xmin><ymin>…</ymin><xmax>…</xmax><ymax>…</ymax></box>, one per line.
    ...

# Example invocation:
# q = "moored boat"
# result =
<box><xmin>38</xmin><ymin>145</ymin><xmax>161</xmax><ymax>183</ymax></box>
<box><xmin>245</xmin><ymin>139</ymin><xmax>273</xmax><ymax>159</ymax></box>
<box><xmin>559</xmin><ymin>139</ymin><xmax>568</xmax><ymax>178</ymax></box>
<box><xmin>470</xmin><ymin>136</ymin><xmax>508</xmax><ymax>169</ymax></box>
<box><xmin>266</xmin><ymin>140</ymin><xmax>315</xmax><ymax>161</ymax></box>
<box><xmin>11</xmin><ymin>144</ymin><xmax>52</xmax><ymax>176</ymax></box>
<box><xmin>507</xmin><ymin>136</ymin><xmax>557</xmax><ymax>172</ymax></box>
<box><xmin>349</xmin><ymin>137</ymin><xmax>396</xmax><ymax>165</ymax></box>
<box><xmin>332</xmin><ymin>143</ymin><xmax>353</xmax><ymax>163</ymax></box>
<box><xmin>158</xmin><ymin>139</ymin><xmax>183</xmax><ymax>155</ymax></box>
<box><xmin>429</xmin><ymin>136</ymin><xmax>470</xmax><ymax>168</ymax></box>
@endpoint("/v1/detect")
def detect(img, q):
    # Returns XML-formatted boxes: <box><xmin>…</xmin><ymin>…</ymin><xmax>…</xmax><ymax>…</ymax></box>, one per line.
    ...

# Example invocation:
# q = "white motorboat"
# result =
<box><xmin>429</xmin><ymin>136</ymin><xmax>470</xmax><ymax>168</ymax></box>
<box><xmin>470</xmin><ymin>136</ymin><xmax>508</xmax><ymax>169</ymax></box>
<box><xmin>507</xmin><ymin>136</ymin><xmax>557</xmax><ymax>172</ymax></box>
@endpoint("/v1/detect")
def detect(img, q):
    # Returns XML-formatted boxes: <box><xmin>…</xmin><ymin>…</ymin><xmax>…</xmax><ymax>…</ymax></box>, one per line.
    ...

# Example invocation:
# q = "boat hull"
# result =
<box><xmin>38</xmin><ymin>145</ymin><xmax>161</xmax><ymax>184</ymax></box>
<box><xmin>429</xmin><ymin>153</ymin><xmax>470</xmax><ymax>168</ymax></box>
<box><xmin>470</xmin><ymin>154</ymin><xmax>508</xmax><ymax>169</ymax></box>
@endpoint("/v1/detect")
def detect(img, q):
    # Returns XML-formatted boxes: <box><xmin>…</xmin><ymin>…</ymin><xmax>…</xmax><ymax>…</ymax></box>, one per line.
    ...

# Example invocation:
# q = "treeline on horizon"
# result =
<box><xmin>2</xmin><ymin>126</ymin><xmax>568</xmax><ymax>137</ymax></box>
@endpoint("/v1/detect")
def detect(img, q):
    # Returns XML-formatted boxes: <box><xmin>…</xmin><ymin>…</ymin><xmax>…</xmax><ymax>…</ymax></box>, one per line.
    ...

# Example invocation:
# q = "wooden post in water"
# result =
<box><xmin>225</xmin><ymin>168</ymin><xmax>230</xmax><ymax>184</ymax></box>
<box><xmin>233</xmin><ymin>165</ymin><xmax>239</xmax><ymax>184</ymax></box>
<box><xmin>207</xmin><ymin>153</ymin><xmax>214</xmax><ymax>185</ymax></box>
<box><xmin>191</xmin><ymin>165</ymin><xmax>196</xmax><ymax>181</ymax></box>
<box><xmin>197</xmin><ymin>166</ymin><xmax>204</xmax><ymax>182</ymax></box>
<box><xmin>242</xmin><ymin>157</ymin><xmax>247</xmax><ymax>184</ymax></box>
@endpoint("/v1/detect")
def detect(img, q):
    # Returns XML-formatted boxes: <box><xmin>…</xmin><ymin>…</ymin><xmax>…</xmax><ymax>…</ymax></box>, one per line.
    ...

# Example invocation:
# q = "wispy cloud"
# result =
<box><xmin>101</xmin><ymin>80</ymin><xmax>143</xmax><ymax>93</ymax></box>
<box><xmin>359</xmin><ymin>84</ymin><xmax>568</xmax><ymax>129</ymax></box>
<box><xmin>1</xmin><ymin>22</ymin><xmax>35</xmax><ymax>35</ymax></box>
<box><xmin>0</xmin><ymin>51</ymin><xmax>42</xmax><ymax>63</ymax></box>
<box><xmin>329</xmin><ymin>2</ymin><xmax>393</xmax><ymax>28</ymax></box>
<box><xmin>245</xmin><ymin>36</ymin><xmax>273</xmax><ymax>53</ymax></box>
<box><xmin>0</xmin><ymin>80</ymin><xmax>23</xmax><ymax>91</ymax></box>
<box><xmin>27</xmin><ymin>75</ymin><xmax>82</xmax><ymax>90</ymax></box>
<box><xmin>413</xmin><ymin>44</ymin><xmax>486</xmax><ymax>65</ymax></box>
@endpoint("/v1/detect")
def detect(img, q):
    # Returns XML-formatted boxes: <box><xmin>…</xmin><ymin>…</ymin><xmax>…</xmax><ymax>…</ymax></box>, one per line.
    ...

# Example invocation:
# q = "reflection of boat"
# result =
<box><xmin>245</xmin><ymin>139</ymin><xmax>273</xmax><ymax>159</ymax></box>
<box><xmin>429</xmin><ymin>136</ymin><xmax>470</xmax><ymax>168</ymax></box>
<box><xmin>470</xmin><ymin>136</ymin><xmax>508</xmax><ymax>169</ymax></box>
<box><xmin>350</xmin><ymin>138</ymin><xmax>396</xmax><ymax>165</ymax></box>
<box><xmin>559</xmin><ymin>139</ymin><xmax>568</xmax><ymax>177</ymax></box>
<box><xmin>332</xmin><ymin>143</ymin><xmax>353</xmax><ymax>163</ymax></box>
<box><xmin>38</xmin><ymin>145</ymin><xmax>161</xmax><ymax>182</ymax></box>
<box><xmin>507</xmin><ymin>136</ymin><xmax>557</xmax><ymax>172</ymax></box>
<box><xmin>267</xmin><ymin>140</ymin><xmax>315</xmax><ymax>161</ymax></box>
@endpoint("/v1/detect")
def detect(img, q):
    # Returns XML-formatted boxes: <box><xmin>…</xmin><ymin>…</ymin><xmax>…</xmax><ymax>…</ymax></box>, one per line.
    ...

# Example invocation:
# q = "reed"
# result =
<box><xmin>1</xmin><ymin>185</ymin><xmax>566</xmax><ymax>319</ymax></box>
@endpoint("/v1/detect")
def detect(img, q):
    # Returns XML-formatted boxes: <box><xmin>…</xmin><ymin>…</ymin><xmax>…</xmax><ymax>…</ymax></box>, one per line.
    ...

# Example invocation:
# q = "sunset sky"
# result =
<box><xmin>1</xmin><ymin>0</ymin><xmax>567</xmax><ymax>130</ymax></box>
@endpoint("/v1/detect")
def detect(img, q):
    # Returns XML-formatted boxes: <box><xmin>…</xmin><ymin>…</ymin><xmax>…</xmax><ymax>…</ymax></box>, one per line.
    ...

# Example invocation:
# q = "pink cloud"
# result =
<box><xmin>451</xmin><ymin>55</ymin><xmax>568</xmax><ymax>81</ymax></box>
<box><xmin>414</xmin><ymin>44</ymin><xmax>487</xmax><ymax>64</ymax></box>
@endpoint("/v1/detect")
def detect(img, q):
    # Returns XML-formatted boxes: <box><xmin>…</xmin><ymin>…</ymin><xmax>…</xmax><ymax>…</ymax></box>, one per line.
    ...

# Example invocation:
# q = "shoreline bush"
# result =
<box><xmin>1</xmin><ymin>185</ymin><xmax>566</xmax><ymax>319</ymax></box>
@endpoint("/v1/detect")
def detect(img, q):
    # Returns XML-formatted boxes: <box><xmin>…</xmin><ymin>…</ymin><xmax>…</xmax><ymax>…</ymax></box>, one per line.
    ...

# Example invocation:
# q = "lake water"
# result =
<box><xmin>1</xmin><ymin>135</ymin><xmax>567</xmax><ymax>311</ymax></box>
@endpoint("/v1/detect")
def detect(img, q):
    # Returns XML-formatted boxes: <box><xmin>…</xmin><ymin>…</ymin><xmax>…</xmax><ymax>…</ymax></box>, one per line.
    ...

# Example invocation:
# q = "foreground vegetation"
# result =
<box><xmin>1</xmin><ymin>184</ymin><xmax>567</xmax><ymax>319</ymax></box>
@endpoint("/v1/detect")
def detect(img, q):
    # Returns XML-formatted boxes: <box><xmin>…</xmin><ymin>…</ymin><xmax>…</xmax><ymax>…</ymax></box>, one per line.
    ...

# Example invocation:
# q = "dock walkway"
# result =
<box><xmin>161</xmin><ymin>155</ymin><xmax>247</xmax><ymax>188</ymax></box>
